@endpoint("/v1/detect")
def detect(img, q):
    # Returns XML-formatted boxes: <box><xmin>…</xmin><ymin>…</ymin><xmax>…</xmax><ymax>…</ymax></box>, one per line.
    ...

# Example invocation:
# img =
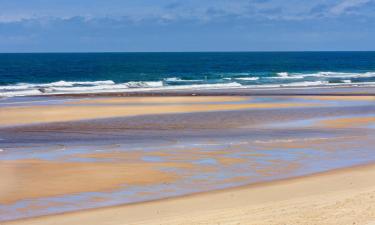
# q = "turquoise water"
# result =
<box><xmin>1</xmin><ymin>52</ymin><xmax>375</xmax><ymax>96</ymax></box>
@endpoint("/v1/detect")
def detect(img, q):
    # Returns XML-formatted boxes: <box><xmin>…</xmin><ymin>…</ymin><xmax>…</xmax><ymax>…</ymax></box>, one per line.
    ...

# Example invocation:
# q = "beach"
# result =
<box><xmin>0</xmin><ymin>0</ymin><xmax>375</xmax><ymax>220</ymax></box>
<box><xmin>0</xmin><ymin>89</ymin><xmax>374</xmax><ymax>224</ymax></box>
<box><xmin>4</xmin><ymin>163</ymin><xmax>375</xmax><ymax>225</ymax></box>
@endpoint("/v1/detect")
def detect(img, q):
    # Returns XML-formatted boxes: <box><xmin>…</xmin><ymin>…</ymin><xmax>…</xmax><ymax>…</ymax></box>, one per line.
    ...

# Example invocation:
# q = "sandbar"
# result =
<box><xmin>0</xmin><ymin>96</ymin><xmax>318</xmax><ymax>127</ymax></box>
<box><xmin>4</xmin><ymin>163</ymin><xmax>375</xmax><ymax>225</ymax></box>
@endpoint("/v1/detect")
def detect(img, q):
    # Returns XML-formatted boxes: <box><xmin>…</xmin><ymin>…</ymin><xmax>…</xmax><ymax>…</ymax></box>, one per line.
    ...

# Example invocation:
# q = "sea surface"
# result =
<box><xmin>1</xmin><ymin>52</ymin><xmax>375</xmax><ymax>97</ymax></box>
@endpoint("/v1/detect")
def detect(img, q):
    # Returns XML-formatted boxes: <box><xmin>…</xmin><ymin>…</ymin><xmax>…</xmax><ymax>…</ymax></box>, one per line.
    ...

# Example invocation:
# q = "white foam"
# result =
<box><xmin>43</xmin><ymin>80</ymin><xmax>115</xmax><ymax>87</ymax></box>
<box><xmin>164</xmin><ymin>77</ymin><xmax>203</xmax><ymax>82</ymax></box>
<box><xmin>1</xmin><ymin>73</ymin><xmax>375</xmax><ymax>97</ymax></box>
<box><xmin>45</xmin><ymin>82</ymin><xmax>242</xmax><ymax>95</ymax></box>
<box><xmin>0</xmin><ymin>80</ymin><xmax>116</xmax><ymax>91</ymax></box>
<box><xmin>311</xmin><ymin>72</ymin><xmax>375</xmax><ymax>78</ymax></box>
<box><xmin>0</xmin><ymin>80</ymin><xmax>166</xmax><ymax>96</ymax></box>
<box><xmin>280</xmin><ymin>81</ymin><xmax>329</xmax><ymax>87</ymax></box>
<box><xmin>267</xmin><ymin>71</ymin><xmax>375</xmax><ymax>80</ymax></box>
<box><xmin>270</xmin><ymin>72</ymin><xmax>304</xmax><ymax>79</ymax></box>
<box><xmin>126</xmin><ymin>81</ymin><xmax>163</xmax><ymax>88</ymax></box>
<box><xmin>234</xmin><ymin>77</ymin><xmax>260</xmax><ymax>81</ymax></box>
<box><xmin>284</xmin><ymin>72</ymin><xmax>375</xmax><ymax>79</ymax></box>
<box><xmin>177</xmin><ymin>82</ymin><xmax>242</xmax><ymax>89</ymax></box>
<box><xmin>0</xmin><ymin>84</ymin><xmax>33</xmax><ymax>90</ymax></box>
<box><xmin>0</xmin><ymin>89</ymin><xmax>42</xmax><ymax>97</ymax></box>
<box><xmin>49</xmin><ymin>84</ymin><xmax>127</xmax><ymax>92</ymax></box>
<box><xmin>42</xmin><ymin>81</ymin><xmax>163</xmax><ymax>94</ymax></box>
<box><xmin>277</xmin><ymin>72</ymin><xmax>289</xmax><ymax>77</ymax></box>
<box><xmin>164</xmin><ymin>77</ymin><xmax>180</xmax><ymax>82</ymax></box>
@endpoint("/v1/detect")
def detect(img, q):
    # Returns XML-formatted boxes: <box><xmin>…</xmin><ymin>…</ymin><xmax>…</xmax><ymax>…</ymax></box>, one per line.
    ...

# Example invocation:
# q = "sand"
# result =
<box><xmin>0</xmin><ymin>96</ymin><xmax>318</xmax><ymax>126</ymax></box>
<box><xmin>302</xmin><ymin>96</ymin><xmax>375</xmax><ymax>101</ymax></box>
<box><xmin>318</xmin><ymin>116</ymin><xmax>375</xmax><ymax>128</ymax></box>
<box><xmin>0</xmin><ymin>159</ymin><xmax>192</xmax><ymax>204</ymax></box>
<box><xmin>2</xmin><ymin>95</ymin><xmax>375</xmax><ymax>224</ymax></box>
<box><xmin>4</xmin><ymin>163</ymin><xmax>375</xmax><ymax>225</ymax></box>
<box><xmin>72</xmin><ymin>96</ymin><xmax>250</xmax><ymax>104</ymax></box>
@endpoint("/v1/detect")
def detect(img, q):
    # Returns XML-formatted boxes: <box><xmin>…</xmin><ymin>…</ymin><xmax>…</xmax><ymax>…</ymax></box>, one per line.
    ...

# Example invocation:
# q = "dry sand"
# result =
<box><xmin>5</xmin><ymin>163</ymin><xmax>375</xmax><ymax>225</ymax></box>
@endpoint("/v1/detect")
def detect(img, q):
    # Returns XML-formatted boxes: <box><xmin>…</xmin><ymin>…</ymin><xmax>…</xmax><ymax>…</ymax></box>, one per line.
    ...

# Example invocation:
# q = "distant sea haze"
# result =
<box><xmin>1</xmin><ymin>52</ymin><xmax>375</xmax><ymax>97</ymax></box>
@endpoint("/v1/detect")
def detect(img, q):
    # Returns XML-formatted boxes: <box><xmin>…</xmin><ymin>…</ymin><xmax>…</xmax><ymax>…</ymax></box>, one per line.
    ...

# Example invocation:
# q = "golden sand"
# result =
<box><xmin>318</xmin><ymin>116</ymin><xmax>375</xmax><ymax>128</ymax></box>
<box><xmin>5</xmin><ymin>164</ymin><xmax>375</xmax><ymax>225</ymax></box>
<box><xmin>215</xmin><ymin>157</ymin><xmax>247</xmax><ymax>166</ymax></box>
<box><xmin>0</xmin><ymin>159</ymin><xmax>187</xmax><ymax>204</ymax></box>
<box><xmin>2</xmin><ymin>95</ymin><xmax>374</xmax><ymax>224</ymax></box>
<box><xmin>302</xmin><ymin>96</ymin><xmax>375</xmax><ymax>101</ymax></box>
<box><xmin>0</xmin><ymin>97</ymin><xmax>319</xmax><ymax>126</ymax></box>
<box><xmin>72</xmin><ymin>96</ymin><xmax>250</xmax><ymax>104</ymax></box>
<box><xmin>71</xmin><ymin>151</ymin><xmax>145</xmax><ymax>162</ymax></box>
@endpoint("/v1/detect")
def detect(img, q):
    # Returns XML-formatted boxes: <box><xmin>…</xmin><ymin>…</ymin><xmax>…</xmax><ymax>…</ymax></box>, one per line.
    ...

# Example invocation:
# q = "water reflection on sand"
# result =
<box><xmin>0</xmin><ymin>96</ymin><xmax>374</xmax><ymax>221</ymax></box>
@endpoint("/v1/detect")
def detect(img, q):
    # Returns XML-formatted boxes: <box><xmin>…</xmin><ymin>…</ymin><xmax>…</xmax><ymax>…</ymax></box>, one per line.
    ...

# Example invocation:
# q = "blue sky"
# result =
<box><xmin>0</xmin><ymin>0</ymin><xmax>374</xmax><ymax>52</ymax></box>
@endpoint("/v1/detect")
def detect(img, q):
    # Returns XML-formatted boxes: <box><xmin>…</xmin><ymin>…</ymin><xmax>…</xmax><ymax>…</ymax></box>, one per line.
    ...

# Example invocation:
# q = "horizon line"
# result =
<box><xmin>1</xmin><ymin>50</ymin><xmax>375</xmax><ymax>54</ymax></box>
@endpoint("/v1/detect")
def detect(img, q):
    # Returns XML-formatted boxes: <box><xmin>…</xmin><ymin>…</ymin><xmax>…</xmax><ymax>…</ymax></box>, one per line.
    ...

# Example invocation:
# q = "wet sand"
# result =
<box><xmin>0</xmin><ymin>96</ymin><xmax>318</xmax><ymax>127</ymax></box>
<box><xmin>0</xmin><ymin>159</ymin><xmax>190</xmax><ymax>204</ymax></box>
<box><xmin>71</xmin><ymin>96</ymin><xmax>250</xmax><ymax>104</ymax></box>
<box><xmin>1</xmin><ymin>93</ymin><xmax>375</xmax><ymax>224</ymax></box>
<box><xmin>4</xmin><ymin>163</ymin><xmax>375</xmax><ymax>225</ymax></box>
<box><xmin>318</xmin><ymin>116</ymin><xmax>375</xmax><ymax>128</ymax></box>
<box><xmin>302</xmin><ymin>96</ymin><xmax>375</xmax><ymax>101</ymax></box>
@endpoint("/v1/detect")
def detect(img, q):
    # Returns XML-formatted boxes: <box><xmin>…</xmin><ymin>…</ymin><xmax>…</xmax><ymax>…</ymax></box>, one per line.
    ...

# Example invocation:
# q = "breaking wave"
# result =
<box><xmin>1</xmin><ymin>71</ymin><xmax>375</xmax><ymax>97</ymax></box>
<box><xmin>269</xmin><ymin>71</ymin><xmax>375</xmax><ymax>80</ymax></box>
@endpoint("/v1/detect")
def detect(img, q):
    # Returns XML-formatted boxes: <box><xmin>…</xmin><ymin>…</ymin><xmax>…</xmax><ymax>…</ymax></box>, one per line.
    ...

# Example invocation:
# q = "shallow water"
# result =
<box><xmin>0</xmin><ymin>96</ymin><xmax>374</xmax><ymax>221</ymax></box>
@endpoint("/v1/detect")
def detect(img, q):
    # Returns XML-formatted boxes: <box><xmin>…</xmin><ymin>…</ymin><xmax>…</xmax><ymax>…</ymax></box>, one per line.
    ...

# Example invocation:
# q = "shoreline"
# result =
<box><xmin>1</xmin><ymin>93</ymin><xmax>374</xmax><ymax>224</ymax></box>
<box><xmin>4</xmin><ymin>161</ymin><xmax>375</xmax><ymax>225</ymax></box>
<box><xmin>38</xmin><ymin>86</ymin><xmax>375</xmax><ymax>97</ymax></box>
<box><xmin>1</xmin><ymin>85</ymin><xmax>375</xmax><ymax>99</ymax></box>
<box><xmin>36</xmin><ymin>86</ymin><xmax>375</xmax><ymax>97</ymax></box>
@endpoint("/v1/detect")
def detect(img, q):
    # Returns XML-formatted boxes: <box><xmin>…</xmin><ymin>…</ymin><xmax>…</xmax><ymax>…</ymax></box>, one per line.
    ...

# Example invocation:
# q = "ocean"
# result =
<box><xmin>0</xmin><ymin>51</ymin><xmax>375</xmax><ymax>97</ymax></box>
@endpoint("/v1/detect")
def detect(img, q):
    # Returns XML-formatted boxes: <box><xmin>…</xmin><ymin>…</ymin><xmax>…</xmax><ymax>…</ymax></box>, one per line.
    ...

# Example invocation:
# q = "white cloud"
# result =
<box><xmin>330</xmin><ymin>0</ymin><xmax>372</xmax><ymax>15</ymax></box>
<box><xmin>0</xmin><ymin>14</ymin><xmax>33</xmax><ymax>23</ymax></box>
<box><xmin>0</xmin><ymin>0</ymin><xmax>374</xmax><ymax>24</ymax></box>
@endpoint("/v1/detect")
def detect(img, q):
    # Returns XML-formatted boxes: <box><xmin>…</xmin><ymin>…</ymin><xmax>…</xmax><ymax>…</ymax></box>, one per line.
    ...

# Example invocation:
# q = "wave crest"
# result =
<box><xmin>1</xmin><ymin>71</ymin><xmax>375</xmax><ymax>97</ymax></box>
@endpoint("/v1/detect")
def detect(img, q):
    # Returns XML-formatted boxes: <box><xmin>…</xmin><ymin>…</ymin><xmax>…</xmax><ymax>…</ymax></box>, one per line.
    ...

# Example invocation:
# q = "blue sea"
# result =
<box><xmin>1</xmin><ymin>52</ymin><xmax>375</xmax><ymax>97</ymax></box>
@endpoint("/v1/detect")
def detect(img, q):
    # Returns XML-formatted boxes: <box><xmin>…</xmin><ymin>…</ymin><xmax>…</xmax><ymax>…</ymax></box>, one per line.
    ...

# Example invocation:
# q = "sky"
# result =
<box><xmin>0</xmin><ymin>0</ymin><xmax>374</xmax><ymax>52</ymax></box>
